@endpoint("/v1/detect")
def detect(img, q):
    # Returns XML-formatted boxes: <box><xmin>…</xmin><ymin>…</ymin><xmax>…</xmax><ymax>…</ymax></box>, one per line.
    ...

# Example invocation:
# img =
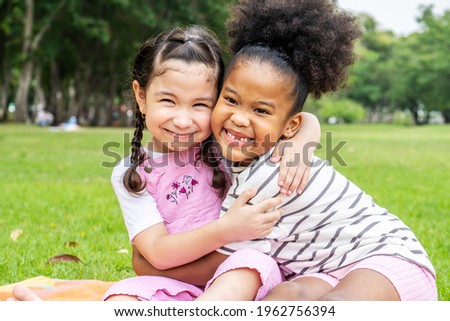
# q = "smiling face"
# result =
<box><xmin>134</xmin><ymin>59</ymin><xmax>217</xmax><ymax>153</ymax></box>
<box><xmin>211</xmin><ymin>59</ymin><xmax>302</xmax><ymax>165</ymax></box>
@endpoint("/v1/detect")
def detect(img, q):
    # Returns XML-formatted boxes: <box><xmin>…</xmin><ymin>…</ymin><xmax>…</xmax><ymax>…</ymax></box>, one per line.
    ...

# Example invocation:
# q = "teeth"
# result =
<box><xmin>226</xmin><ymin>130</ymin><xmax>251</xmax><ymax>142</ymax></box>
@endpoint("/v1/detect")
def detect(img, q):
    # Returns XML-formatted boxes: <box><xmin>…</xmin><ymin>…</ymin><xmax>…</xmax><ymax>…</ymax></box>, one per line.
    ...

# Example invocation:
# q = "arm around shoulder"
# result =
<box><xmin>272</xmin><ymin>111</ymin><xmax>321</xmax><ymax>195</ymax></box>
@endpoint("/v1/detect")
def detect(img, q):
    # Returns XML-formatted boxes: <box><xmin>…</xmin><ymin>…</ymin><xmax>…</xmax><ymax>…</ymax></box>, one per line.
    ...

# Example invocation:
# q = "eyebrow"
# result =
<box><xmin>155</xmin><ymin>91</ymin><xmax>214</xmax><ymax>103</ymax></box>
<box><xmin>223</xmin><ymin>87</ymin><xmax>241</xmax><ymax>99</ymax></box>
<box><xmin>155</xmin><ymin>91</ymin><xmax>175</xmax><ymax>98</ymax></box>
<box><xmin>223</xmin><ymin>87</ymin><xmax>275</xmax><ymax>109</ymax></box>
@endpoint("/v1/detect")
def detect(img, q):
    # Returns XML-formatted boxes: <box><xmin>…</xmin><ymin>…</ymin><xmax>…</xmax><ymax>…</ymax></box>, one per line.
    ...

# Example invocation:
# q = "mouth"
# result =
<box><xmin>222</xmin><ymin>128</ymin><xmax>254</xmax><ymax>147</ymax></box>
<box><xmin>166</xmin><ymin>129</ymin><xmax>195</xmax><ymax>141</ymax></box>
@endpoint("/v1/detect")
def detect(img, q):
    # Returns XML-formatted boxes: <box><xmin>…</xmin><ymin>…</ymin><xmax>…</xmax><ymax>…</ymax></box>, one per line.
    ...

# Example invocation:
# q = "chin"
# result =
<box><xmin>220</xmin><ymin>148</ymin><xmax>251</xmax><ymax>164</ymax></box>
<box><xmin>162</xmin><ymin>141</ymin><xmax>196</xmax><ymax>153</ymax></box>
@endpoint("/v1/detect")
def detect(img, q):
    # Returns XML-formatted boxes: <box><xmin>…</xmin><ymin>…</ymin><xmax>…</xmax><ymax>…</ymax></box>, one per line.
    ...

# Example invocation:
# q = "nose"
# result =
<box><xmin>230</xmin><ymin>111</ymin><xmax>250</xmax><ymax>127</ymax></box>
<box><xmin>173</xmin><ymin>109</ymin><xmax>193</xmax><ymax>129</ymax></box>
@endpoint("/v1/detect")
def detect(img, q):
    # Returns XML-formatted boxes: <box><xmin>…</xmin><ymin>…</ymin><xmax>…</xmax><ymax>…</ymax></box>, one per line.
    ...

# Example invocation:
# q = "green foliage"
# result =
<box><xmin>1</xmin><ymin>0</ymin><xmax>233</xmax><ymax>124</ymax></box>
<box><xmin>0</xmin><ymin>124</ymin><xmax>448</xmax><ymax>300</ymax></box>
<box><xmin>346</xmin><ymin>5</ymin><xmax>450</xmax><ymax>124</ymax></box>
<box><xmin>392</xmin><ymin>111</ymin><xmax>414</xmax><ymax>126</ymax></box>
<box><xmin>347</xmin><ymin>30</ymin><xmax>396</xmax><ymax>111</ymax></box>
<box><xmin>308</xmin><ymin>97</ymin><xmax>366</xmax><ymax>124</ymax></box>
<box><xmin>2</xmin><ymin>1</ymin><xmax>449</xmax><ymax>125</ymax></box>
<box><xmin>412</xmin><ymin>8</ymin><xmax>450</xmax><ymax>113</ymax></box>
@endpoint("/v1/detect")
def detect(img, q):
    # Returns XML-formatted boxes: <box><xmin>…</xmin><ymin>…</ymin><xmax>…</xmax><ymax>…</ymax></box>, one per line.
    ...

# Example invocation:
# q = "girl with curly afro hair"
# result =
<box><xmin>207</xmin><ymin>0</ymin><xmax>436</xmax><ymax>301</ymax></box>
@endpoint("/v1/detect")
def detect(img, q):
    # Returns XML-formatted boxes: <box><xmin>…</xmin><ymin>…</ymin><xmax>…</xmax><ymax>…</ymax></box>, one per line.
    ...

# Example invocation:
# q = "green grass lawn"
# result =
<box><xmin>0</xmin><ymin>124</ymin><xmax>449</xmax><ymax>300</ymax></box>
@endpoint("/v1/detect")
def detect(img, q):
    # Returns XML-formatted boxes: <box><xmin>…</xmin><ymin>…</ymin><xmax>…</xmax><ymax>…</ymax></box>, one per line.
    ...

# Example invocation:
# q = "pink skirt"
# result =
<box><xmin>292</xmin><ymin>255</ymin><xmax>437</xmax><ymax>301</ymax></box>
<box><xmin>103</xmin><ymin>248</ymin><xmax>283</xmax><ymax>301</ymax></box>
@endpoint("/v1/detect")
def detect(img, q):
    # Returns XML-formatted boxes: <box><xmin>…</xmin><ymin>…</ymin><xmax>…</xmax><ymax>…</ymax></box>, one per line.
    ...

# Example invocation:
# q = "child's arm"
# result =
<box><xmin>133</xmin><ymin>188</ymin><xmax>283</xmax><ymax>270</ymax></box>
<box><xmin>132</xmin><ymin>245</ymin><xmax>229</xmax><ymax>286</ymax></box>
<box><xmin>271</xmin><ymin>112</ymin><xmax>320</xmax><ymax>195</ymax></box>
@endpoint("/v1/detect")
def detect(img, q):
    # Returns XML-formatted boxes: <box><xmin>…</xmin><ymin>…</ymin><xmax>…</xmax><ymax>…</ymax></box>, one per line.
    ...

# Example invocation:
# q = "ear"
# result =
<box><xmin>132</xmin><ymin>80</ymin><xmax>147</xmax><ymax>115</ymax></box>
<box><xmin>283</xmin><ymin>113</ymin><xmax>302</xmax><ymax>139</ymax></box>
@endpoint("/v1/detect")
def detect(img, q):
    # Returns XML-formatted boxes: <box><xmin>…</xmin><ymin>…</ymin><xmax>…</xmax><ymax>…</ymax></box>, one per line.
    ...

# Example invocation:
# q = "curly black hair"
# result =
<box><xmin>226</xmin><ymin>0</ymin><xmax>361</xmax><ymax>104</ymax></box>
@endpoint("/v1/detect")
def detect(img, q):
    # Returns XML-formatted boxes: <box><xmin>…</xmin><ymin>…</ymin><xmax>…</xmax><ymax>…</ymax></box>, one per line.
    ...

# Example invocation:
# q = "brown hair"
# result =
<box><xmin>123</xmin><ymin>26</ymin><xmax>227</xmax><ymax>197</ymax></box>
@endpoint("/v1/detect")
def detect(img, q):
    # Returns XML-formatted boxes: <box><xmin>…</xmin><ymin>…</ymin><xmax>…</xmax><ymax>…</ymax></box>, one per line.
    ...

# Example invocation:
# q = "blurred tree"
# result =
<box><xmin>8</xmin><ymin>0</ymin><xmax>233</xmax><ymax>125</ymax></box>
<box><xmin>388</xmin><ymin>6</ymin><xmax>450</xmax><ymax>124</ymax></box>
<box><xmin>344</xmin><ymin>5</ymin><xmax>450</xmax><ymax>125</ymax></box>
<box><xmin>6</xmin><ymin>1</ymin><xmax>449</xmax><ymax>126</ymax></box>
<box><xmin>317</xmin><ymin>97</ymin><xmax>366</xmax><ymax>124</ymax></box>
<box><xmin>415</xmin><ymin>6</ymin><xmax>450</xmax><ymax>123</ymax></box>
<box><xmin>346</xmin><ymin>14</ymin><xmax>397</xmax><ymax>122</ymax></box>
<box><xmin>0</xmin><ymin>0</ymin><xmax>24</xmax><ymax>121</ymax></box>
<box><xmin>13</xmin><ymin>0</ymin><xmax>66</xmax><ymax>123</ymax></box>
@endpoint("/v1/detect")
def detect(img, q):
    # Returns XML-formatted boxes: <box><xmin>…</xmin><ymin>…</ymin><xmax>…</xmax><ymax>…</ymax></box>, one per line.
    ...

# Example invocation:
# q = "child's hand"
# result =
<box><xmin>271</xmin><ymin>140</ymin><xmax>316</xmax><ymax>196</ymax></box>
<box><xmin>220</xmin><ymin>188</ymin><xmax>283</xmax><ymax>242</ymax></box>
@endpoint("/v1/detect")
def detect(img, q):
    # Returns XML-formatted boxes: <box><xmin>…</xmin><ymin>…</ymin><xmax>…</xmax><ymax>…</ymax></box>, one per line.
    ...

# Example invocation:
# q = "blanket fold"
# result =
<box><xmin>0</xmin><ymin>276</ymin><xmax>113</xmax><ymax>301</ymax></box>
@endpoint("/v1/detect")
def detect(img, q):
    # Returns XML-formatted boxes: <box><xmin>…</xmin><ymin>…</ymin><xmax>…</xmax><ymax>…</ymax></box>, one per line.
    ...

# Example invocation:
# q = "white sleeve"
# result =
<box><xmin>111</xmin><ymin>158</ymin><xmax>163</xmax><ymax>242</ymax></box>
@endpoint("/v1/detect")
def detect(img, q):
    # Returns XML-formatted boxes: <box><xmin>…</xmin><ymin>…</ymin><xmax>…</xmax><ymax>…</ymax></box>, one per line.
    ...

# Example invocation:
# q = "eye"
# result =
<box><xmin>161</xmin><ymin>99</ymin><xmax>175</xmax><ymax>104</ymax></box>
<box><xmin>224</xmin><ymin>96</ymin><xmax>237</xmax><ymax>105</ymax></box>
<box><xmin>193</xmin><ymin>103</ymin><xmax>211</xmax><ymax>109</ymax></box>
<box><xmin>254</xmin><ymin>108</ymin><xmax>270</xmax><ymax>115</ymax></box>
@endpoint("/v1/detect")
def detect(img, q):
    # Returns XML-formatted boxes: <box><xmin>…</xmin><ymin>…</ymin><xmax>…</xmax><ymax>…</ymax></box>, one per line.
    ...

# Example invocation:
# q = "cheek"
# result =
<box><xmin>210</xmin><ymin>110</ymin><xmax>220</xmax><ymax>132</ymax></box>
<box><xmin>198</xmin><ymin>112</ymin><xmax>213</xmax><ymax>132</ymax></box>
<box><xmin>255</xmin><ymin>121</ymin><xmax>284</xmax><ymax>144</ymax></box>
<box><xmin>211</xmin><ymin>106</ymin><xmax>227</xmax><ymax>127</ymax></box>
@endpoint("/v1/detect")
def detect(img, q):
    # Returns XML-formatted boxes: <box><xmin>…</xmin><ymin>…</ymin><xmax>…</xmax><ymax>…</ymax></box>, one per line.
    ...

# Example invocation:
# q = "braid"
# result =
<box><xmin>197</xmin><ymin>136</ymin><xmax>228</xmax><ymax>198</ymax></box>
<box><xmin>123</xmin><ymin>108</ymin><xmax>146</xmax><ymax>193</ymax></box>
<box><xmin>122</xmin><ymin>25</ymin><xmax>226</xmax><ymax>195</ymax></box>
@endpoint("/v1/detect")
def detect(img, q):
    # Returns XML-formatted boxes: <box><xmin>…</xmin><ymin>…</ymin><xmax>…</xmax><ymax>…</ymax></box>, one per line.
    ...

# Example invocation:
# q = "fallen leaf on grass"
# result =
<box><xmin>47</xmin><ymin>254</ymin><xmax>83</xmax><ymax>264</ymax></box>
<box><xmin>65</xmin><ymin>241</ymin><xmax>79</xmax><ymax>247</ymax></box>
<box><xmin>10</xmin><ymin>229</ymin><xmax>23</xmax><ymax>241</ymax></box>
<box><xmin>116</xmin><ymin>249</ymin><xmax>129</xmax><ymax>254</ymax></box>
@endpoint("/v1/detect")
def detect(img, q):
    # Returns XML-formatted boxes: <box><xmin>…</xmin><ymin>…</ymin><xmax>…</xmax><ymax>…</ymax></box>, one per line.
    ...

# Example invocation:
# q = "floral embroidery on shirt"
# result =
<box><xmin>166</xmin><ymin>175</ymin><xmax>199</xmax><ymax>204</ymax></box>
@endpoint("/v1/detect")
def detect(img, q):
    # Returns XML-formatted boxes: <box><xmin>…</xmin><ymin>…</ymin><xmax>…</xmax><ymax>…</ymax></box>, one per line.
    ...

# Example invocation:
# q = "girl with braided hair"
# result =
<box><xmin>105</xmin><ymin>0</ymin><xmax>434</xmax><ymax>301</ymax></box>
<box><xmin>11</xmin><ymin>0</ymin><xmax>436</xmax><ymax>302</ymax></box>
<box><xmin>10</xmin><ymin>24</ymin><xmax>321</xmax><ymax>301</ymax></box>
<box><xmin>105</xmin><ymin>23</ymin><xmax>324</xmax><ymax>300</ymax></box>
<box><xmin>104</xmin><ymin>25</ymin><xmax>285</xmax><ymax>301</ymax></box>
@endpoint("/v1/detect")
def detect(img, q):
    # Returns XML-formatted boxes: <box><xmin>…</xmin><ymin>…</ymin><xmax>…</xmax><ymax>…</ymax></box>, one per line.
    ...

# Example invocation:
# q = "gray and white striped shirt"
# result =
<box><xmin>218</xmin><ymin>151</ymin><xmax>435</xmax><ymax>280</ymax></box>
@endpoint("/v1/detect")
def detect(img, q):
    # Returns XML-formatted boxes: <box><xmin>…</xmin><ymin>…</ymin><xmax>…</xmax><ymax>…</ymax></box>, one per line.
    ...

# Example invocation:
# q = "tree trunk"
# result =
<box><xmin>89</xmin><ymin>93</ymin><xmax>99</xmax><ymax>126</ymax></box>
<box><xmin>409</xmin><ymin>107</ymin><xmax>429</xmax><ymax>125</ymax></box>
<box><xmin>410</xmin><ymin>107</ymin><xmax>419</xmax><ymax>125</ymax></box>
<box><xmin>14</xmin><ymin>59</ymin><xmax>34</xmax><ymax>123</ymax></box>
<box><xmin>50</xmin><ymin>60</ymin><xmax>65</xmax><ymax>124</ymax></box>
<box><xmin>70</xmin><ymin>66</ymin><xmax>91</xmax><ymax>125</ymax></box>
<box><xmin>442</xmin><ymin>109</ymin><xmax>450</xmax><ymax>124</ymax></box>
<box><xmin>32</xmin><ymin>65</ymin><xmax>46</xmax><ymax>121</ymax></box>
<box><xmin>14</xmin><ymin>0</ymin><xmax>34</xmax><ymax>123</ymax></box>
<box><xmin>0</xmin><ymin>1</ymin><xmax>9</xmax><ymax>122</ymax></box>
<box><xmin>105</xmin><ymin>70</ymin><xmax>117</xmax><ymax>126</ymax></box>
<box><xmin>1</xmin><ymin>64</ymin><xmax>10</xmax><ymax>122</ymax></box>
<box><xmin>14</xmin><ymin>0</ymin><xmax>66</xmax><ymax>123</ymax></box>
<box><xmin>67</xmin><ymin>82</ymin><xmax>76</xmax><ymax>119</ymax></box>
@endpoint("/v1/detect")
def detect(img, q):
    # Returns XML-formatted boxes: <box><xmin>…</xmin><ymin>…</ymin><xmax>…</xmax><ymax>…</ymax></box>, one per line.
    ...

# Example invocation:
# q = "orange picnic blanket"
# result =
<box><xmin>0</xmin><ymin>276</ymin><xmax>113</xmax><ymax>301</ymax></box>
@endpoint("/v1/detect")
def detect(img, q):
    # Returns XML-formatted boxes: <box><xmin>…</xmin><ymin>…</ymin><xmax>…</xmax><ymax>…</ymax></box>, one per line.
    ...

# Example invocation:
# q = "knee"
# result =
<box><xmin>318</xmin><ymin>292</ymin><xmax>346</xmax><ymax>301</ymax></box>
<box><xmin>104</xmin><ymin>294</ymin><xmax>139</xmax><ymax>301</ymax></box>
<box><xmin>265</xmin><ymin>281</ymin><xmax>312</xmax><ymax>301</ymax></box>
